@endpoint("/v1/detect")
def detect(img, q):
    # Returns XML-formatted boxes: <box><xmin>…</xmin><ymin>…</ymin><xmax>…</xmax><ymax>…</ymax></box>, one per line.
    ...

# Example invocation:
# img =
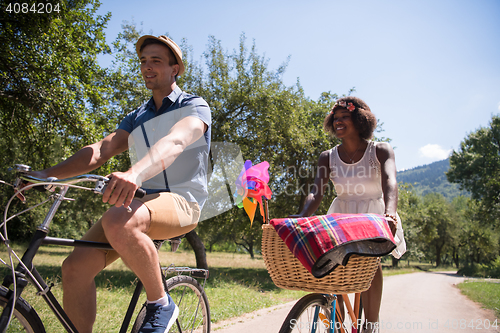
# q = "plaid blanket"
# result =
<box><xmin>270</xmin><ymin>214</ymin><xmax>396</xmax><ymax>278</ymax></box>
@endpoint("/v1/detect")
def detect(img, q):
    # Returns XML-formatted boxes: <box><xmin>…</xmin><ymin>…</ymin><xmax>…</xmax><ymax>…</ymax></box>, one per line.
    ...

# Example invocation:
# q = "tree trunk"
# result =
<box><xmin>452</xmin><ymin>248</ymin><xmax>459</xmax><ymax>268</ymax></box>
<box><xmin>435</xmin><ymin>245</ymin><xmax>442</xmax><ymax>267</ymax></box>
<box><xmin>235</xmin><ymin>238</ymin><xmax>255</xmax><ymax>259</ymax></box>
<box><xmin>185</xmin><ymin>230</ymin><xmax>208</xmax><ymax>269</ymax></box>
<box><xmin>248</xmin><ymin>242</ymin><xmax>254</xmax><ymax>259</ymax></box>
<box><xmin>391</xmin><ymin>256</ymin><xmax>399</xmax><ymax>268</ymax></box>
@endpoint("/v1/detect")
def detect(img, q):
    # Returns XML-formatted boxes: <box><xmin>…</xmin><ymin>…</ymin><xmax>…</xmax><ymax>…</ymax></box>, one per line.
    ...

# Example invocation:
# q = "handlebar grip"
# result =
<box><xmin>134</xmin><ymin>188</ymin><xmax>146</xmax><ymax>198</ymax></box>
<box><xmin>18</xmin><ymin>179</ymin><xmax>46</xmax><ymax>193</ymax></box>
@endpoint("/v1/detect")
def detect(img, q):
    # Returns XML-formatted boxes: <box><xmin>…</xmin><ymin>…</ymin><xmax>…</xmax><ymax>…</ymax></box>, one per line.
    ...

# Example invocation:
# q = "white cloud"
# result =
<box><xmin>498</xmin><ymin>102</ymin><xmax>500</xmax><ymax>111</ymax></box>
<box><xmin>418</xmin><ymin>144</ymin><xmax>452</xmax><ymax>160</ymax></box>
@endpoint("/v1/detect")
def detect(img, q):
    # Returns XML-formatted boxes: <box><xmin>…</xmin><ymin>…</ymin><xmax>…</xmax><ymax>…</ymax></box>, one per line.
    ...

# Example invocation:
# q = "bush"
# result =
<box><xmin>457</xmin><ymin>256</ymin><xmax>500</xmax><ymax>278</ymax></box>
<box><xmin>486</xmin><ymin>256</ymin><xmax>500</xmax><ymax>278</ymax></box>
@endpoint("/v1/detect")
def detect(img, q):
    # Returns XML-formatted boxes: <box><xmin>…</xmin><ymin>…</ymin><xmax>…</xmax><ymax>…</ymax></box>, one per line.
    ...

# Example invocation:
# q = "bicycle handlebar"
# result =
<box><xmin>18</xmin><ymin>173</ymin><xmax>146</xmax><ymax>199</ymax></box>
<box><xmin>7</xmin><ymin>165</ymin><xmax>146</xmax><ymax>215</ymax></box>
<box><xmin>20</xmin><ymin>173</ymin><xmax>108</xmax><ymax>186</ymax></box>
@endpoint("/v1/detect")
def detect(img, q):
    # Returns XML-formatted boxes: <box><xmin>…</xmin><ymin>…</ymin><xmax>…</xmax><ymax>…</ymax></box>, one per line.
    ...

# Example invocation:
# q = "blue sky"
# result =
<box><xmin>96</xmin><ymin>0</ymin><xmax>500</xmax><ymax>171</ymax></box>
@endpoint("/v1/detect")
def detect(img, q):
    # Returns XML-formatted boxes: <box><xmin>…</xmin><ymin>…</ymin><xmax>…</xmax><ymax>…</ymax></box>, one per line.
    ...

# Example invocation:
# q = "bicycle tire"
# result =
<box><xmin>279</xmin><ymin>293</ymin><xmax>335</xmax><ymax>333</ymax></box>
<box><xmin>0</xmin><ymin>286</ymin><xmax>46</xmax><ymax>333</ymax></box>
<box><xmin>131</xmin><ymin>275</ymin><xmax>210</xmax><ymax>333</ymax></box>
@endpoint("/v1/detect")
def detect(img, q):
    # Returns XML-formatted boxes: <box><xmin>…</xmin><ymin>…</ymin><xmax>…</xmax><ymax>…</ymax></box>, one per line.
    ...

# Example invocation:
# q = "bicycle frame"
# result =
<box><xmin>334</xmin><ymin>293</ymin><xmax>362</xmax><ymax>333</ymax></box>
<box><xmin>340</xmin><ymin>293</ymin><xmax>362</xmax><ymax>333</ymax></box>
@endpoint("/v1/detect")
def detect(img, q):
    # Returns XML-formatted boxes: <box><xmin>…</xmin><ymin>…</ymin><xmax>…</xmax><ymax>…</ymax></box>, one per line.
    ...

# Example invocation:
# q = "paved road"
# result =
<box><xmin>213</xmin><ymin>272</ymin><xmax>499</xmax><ymax>333</ymax></box>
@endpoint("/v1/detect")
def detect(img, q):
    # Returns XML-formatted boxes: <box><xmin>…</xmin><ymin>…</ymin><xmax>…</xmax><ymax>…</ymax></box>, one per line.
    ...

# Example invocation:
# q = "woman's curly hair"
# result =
<box><xmin>323</xmin><ymin>96</ymin><xmax>377</xmax><ymax>140</ymax></box>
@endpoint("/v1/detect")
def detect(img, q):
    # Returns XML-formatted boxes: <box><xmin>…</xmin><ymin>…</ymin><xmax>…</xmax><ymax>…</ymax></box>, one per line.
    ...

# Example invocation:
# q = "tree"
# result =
<box><xmin>447</xmin><ymin>115</ymin><xmax>500</xmax><ymax>223</ymax></box>
<box><xmin>394</xmin><ymin>183</ymin><xmax>422</xmax><ymax>265</ymax></box>
<box><xmin>418</xmin><ymin>193</ymin><xmax>457</xmax><ymax>267</ymax></box>
<box><xmin>449</xmin><ymin>195</ymin><xmax>468</xmax><ymax>268</ymax></box>
<box><xmin>0</xmin><ymin>0</ymin><xmax>118</xmax><ymax>239</ymax></box>
<box><xmin>446</xmin><ymin>114</ymin><xmax>500</xmax><ymax>272</ymax></box>
<box><xmin>459</xmin><ymin>198</ymin><xmax>498</xmax><ymax>266</ymax></box>
<box><xmin>1</xmin><ymin>0</ymin><xmax>113</xmax><ymax>148</ymax></box>
<box><xmin>107</xmin><ymin>21</ymin><xmax>150</xmax><ymax>118</ymax></box>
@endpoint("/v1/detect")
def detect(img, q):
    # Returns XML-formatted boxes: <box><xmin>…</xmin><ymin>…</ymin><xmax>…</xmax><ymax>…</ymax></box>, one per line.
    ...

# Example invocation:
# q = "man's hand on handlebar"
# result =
<box><xmin>12</xmin><ymin>166</ymin><xmax>145</xmax><ymax>211</ymax></box>
<box><xmin>103</xmin><ymin>170</ymin><xmax>141</xmax><ymax>209</ymax></box>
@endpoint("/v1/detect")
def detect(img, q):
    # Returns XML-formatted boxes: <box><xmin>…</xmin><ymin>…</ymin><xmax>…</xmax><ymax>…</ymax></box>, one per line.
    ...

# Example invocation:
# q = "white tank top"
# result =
<box><xmin>326</xmin><ymin>141</ymin><xmax>407</xmax><ymax>259</ymax></box>
<box><xmin>327</xmin><ymin>141</ymin><xmax>385</xmax><ymax>215</ymax></box>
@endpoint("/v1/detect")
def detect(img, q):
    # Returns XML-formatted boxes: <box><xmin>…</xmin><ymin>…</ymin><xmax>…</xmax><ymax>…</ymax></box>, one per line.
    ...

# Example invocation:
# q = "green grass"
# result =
<box><xmin>0</xmin><ymin>245</ymin><xmax>305</xmax><ymax>332</ymax></box>
<box><xmin>457</xmin><ymin>281</ymin><xmax>500</xmax><ymax>319</ymax></box>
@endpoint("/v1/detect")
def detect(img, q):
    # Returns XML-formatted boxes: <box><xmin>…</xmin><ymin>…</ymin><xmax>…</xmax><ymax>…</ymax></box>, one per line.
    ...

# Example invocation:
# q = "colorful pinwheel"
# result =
<box><xmin>235</xmin><ymin>160</ymin><xmax>273</xmax><ymax>225</ymax></box>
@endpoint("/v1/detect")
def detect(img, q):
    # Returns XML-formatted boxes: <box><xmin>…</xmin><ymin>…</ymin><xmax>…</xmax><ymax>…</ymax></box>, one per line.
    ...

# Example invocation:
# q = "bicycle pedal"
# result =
<box><xmin>169</xmin><ymin>239</ymin><xmax>181</xmax><ymax>252</ymax></box>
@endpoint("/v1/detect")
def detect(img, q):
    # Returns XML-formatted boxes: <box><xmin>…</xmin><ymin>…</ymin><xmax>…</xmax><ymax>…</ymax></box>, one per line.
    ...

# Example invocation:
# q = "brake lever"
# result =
<box><xmin>9</xmin><ymin>165</ymin><xmax>47</xmax><ymax>199</ymax></box>
<box><xmin>93</xmin><ymin>179</ymin><xmax>107</xmax><ymax>195</ymax></box>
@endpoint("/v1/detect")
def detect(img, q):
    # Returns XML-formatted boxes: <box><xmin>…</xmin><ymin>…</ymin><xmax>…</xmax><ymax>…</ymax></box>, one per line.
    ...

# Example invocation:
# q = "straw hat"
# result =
<box><xmin>136</xmin><ymin>35</ymin><xmax>185</xmax><ymax>76</ymax></box>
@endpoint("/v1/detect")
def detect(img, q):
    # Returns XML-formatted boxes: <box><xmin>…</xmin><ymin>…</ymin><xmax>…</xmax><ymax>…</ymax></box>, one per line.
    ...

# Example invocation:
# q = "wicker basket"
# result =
<box><xmin>261</xmin><ymin>224</ymin><xmax>380</xmax><ymax>294</ymax></box>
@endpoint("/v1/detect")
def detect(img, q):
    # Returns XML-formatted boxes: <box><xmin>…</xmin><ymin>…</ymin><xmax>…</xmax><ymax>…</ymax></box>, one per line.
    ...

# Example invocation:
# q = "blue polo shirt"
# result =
<box><xmin>118</xmin><ymin>87</ymin><xmax>211</xmax><ymax>209</ymax></box>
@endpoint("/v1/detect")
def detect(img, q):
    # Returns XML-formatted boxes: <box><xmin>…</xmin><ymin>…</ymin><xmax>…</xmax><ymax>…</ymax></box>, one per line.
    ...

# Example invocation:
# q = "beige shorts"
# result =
<box><xmin>82</xmin><ymin>192</ymin><xmax>200</xmax><ymax>266</ymax></box>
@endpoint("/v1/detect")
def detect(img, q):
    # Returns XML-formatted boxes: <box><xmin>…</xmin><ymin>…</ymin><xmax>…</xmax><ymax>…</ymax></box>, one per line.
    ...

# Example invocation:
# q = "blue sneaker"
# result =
<box><xmin>139</xmin><ymin>294</ymin><xmax>179</xmax><ymax>333</ymax></box>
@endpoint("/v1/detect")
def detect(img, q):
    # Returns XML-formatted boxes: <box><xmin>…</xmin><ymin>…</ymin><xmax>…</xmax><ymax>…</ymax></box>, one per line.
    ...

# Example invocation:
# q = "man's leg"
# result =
<box><xmin>101</xmin><ymin>194</ymin><xmax>198</xmax><ymax>332</ymax></box>
<box><xmin>61</xmin><ymin>247</ymin><xmax>106</xmax><ymax>333</ymax></box>
<box><xmin>100</xmin><ymin>200</ymin><xmax>166</xmax><ymax>302</ymax></box>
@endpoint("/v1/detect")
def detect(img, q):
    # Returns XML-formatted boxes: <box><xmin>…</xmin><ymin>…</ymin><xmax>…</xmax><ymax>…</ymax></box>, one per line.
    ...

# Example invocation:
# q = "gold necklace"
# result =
<box><xmin>342</xmin><ymin>142</ymin><xmax>361</xmax><ymax>163</ymax></box>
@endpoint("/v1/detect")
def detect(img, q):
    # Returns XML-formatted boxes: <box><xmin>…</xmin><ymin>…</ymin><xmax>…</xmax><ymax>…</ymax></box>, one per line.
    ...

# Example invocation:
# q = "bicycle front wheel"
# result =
<box><xmin>132</xmin><ymin>275</ymin><xmax>210</xmax><ymax>333</ymax></box>
<box><xmin>0</xmin><ymin>286</ymin><xmax>45</xmax><ymax>333</ymax></box>
<box><xmin>279</xmin><ymin>293</ymin><xmax>334</xmax><ymax>333</ymax></box>
<box><xmin>167</xmin><ymin>275</ymin><xmax>210</xmax><ymax>333</ymax></box>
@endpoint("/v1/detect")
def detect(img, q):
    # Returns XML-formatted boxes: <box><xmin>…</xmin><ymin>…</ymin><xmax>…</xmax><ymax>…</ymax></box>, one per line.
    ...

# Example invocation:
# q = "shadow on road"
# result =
<box><xmin>428</xmin><ymin>271</ymin><xmax>462</xmax><ymax>277</ymax></box>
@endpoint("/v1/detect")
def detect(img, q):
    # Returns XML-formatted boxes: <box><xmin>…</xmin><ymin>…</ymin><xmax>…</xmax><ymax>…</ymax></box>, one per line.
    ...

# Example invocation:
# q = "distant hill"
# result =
<box><xmin>397</xmin><ymin>158</ymin><xmax>468</xmax><ymax>199</ymax></box>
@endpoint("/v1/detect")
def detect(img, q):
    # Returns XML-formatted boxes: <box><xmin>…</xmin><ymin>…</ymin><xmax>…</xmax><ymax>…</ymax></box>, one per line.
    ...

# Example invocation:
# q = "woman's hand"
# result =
<box><xmin>385</xmin><ymin>214</ymin><xmax>398</xmax><ymax>236</ymax></box>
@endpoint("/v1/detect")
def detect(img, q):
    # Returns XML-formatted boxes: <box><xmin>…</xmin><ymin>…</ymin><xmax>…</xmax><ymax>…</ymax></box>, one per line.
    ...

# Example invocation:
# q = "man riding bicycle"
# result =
<box><xmin>22</xmin><ymin>35</ymin><xmax>211</xmax><ymax>333</ymax></box>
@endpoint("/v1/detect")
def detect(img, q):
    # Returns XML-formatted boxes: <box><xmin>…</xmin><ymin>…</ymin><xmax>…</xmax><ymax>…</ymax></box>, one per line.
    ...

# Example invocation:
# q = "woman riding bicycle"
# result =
<box><xmin>290</xmin><ymin>96</ymin><xmax>406</xmax><ymax>333</ymax></box>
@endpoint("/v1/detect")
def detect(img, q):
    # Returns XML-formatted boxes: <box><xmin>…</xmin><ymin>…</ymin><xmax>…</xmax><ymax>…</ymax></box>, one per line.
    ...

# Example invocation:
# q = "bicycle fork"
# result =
<box><xmin>313</xmin><ymin>295</ymin><xmax>362</xmax><ymax>333</ymax></box>
<box><xmin>310</xmin><ymin>295</ymin><xmax>337</xmax><ymax>333</ymax></box>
